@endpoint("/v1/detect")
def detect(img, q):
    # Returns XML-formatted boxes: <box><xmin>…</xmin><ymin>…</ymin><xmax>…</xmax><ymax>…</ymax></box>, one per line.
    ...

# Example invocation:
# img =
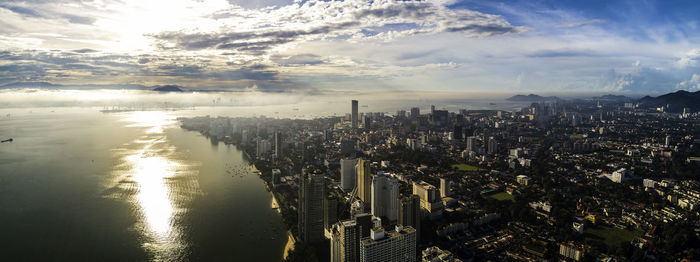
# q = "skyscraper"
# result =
<box><xmin>331</xmin><ymin>220</ymin><xmax>360</xmax><ymax>262</ymax></box>
<box><xmin>466</xmin><ymin>136</ymin><xmax>476</xmax><ymax>153</ymax></box>
<box><xmin>440</xmin><ymin>178</ymin><xmax>453</xmax><ymax>198</ymax></box>
<box><xmin>340</xmin><ymin>158</ymin><xmax>358</xmax><ymax>192</ymax></box>
<box><xmin>371</xmin><ymin>172</ymin><xmax>399</xmax><ymax>222</ymax></box>
<box><xmin>325</xmin><ymin>194</ymin><xmax>339</xmax><ymax>237</ymax></box>
<box><xmin>452</xmin><ymin>125</ymin><xmax>463</xmax><ymax>141</ymax></box>
<box><xmin>359</xmin><ymin>226</ymin><xmax>417</xmax><ymax>262</ymax></box>
<box><xmin>299</xmin><ymin>169</ymin><xmax>326</xmax><ymax>243</ymax></box>
<box><xmin>487</xmin><ymin>136</ymin><xmax>498</xmax><ymax>155</ymax></box>
<box><xmin>399</xmin><ymin>195</ymin><xmax>421</xmax><ymax>241</ymax></box>
<box><xmin>356</xmin><ymin>158</ymin><xmax>372</xmax><ymax>206</ymax></box>
<box><xmin>352</xmin><ymin>100</ymin><xmax>359</xmax><ymax>129</ymax></box>
<box><xmin>410</xmin><ymin>107</ymin><xmax>420</xmax><ymax>119</ymax></box>
<box><xmin>274</xmin><ymin>131</ymin><xmax>283</xmax><ymax>159</ymax></box>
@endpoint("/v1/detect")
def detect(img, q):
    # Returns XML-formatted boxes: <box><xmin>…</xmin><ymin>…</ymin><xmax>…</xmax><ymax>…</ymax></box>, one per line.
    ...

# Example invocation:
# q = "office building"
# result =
<box><xmin>516</xmin><ymin>175</ymin><xmax>531</xmax><ymax>186</ymax></box>
<box><xmin>340</xmin><ymin>137</ymin><xmax>357</xmax><ymax>156</ymax></box>
<box><xmin>352</xmin><ymin>100</ymin><xmax>359</xmax><ymax>129</ymax></box>
<box><xmin>410</xmin><ymin>107</ymin><xmax>420</xmax><ymax>119</ymax></box>
<box><xmin>340</xmin><ymin>158</ymin><xmax>358</xmax><ymax>192</ymax></box>
<box><xmin>331</xmin><ymin>220</ymin><xmax>360</xmax><ymax>262</ymax></box>
<box><xmin>272</xmin><ymin>169</ymin><xmax>282</xmax><ymax>187</ymax></box>
<box><xmin>325</xmin><ymin>194</ymin><xmax>339</xmax><ymax>237</ymax></box>
<box><xmin>412</xmin><ymin>181</ymin><xmax>442</xmax><ymax>215</ymax></box>
<box><xmin>299</xmin><ymin>170</ymin><xmax>326</xmax><ymax>243</ymax></box>
<box><xmin>256</xmin><ymin>139</ymin><xmax>271</xmax><ymax>156</ymax></box>
<box><xmin>466</xmin><ymin>136</ymin><xmax>477</xmax><ymax>153</ymax></box>
<box><xmin>396</xmin><ymin>110</ymin><xmax>406</xmax><ymax>118</ymax></box>
<box><xmin>359</xmin><ymin>226</ymin><xmax>417</xmax><ymax>262</ymax></box>
<box><xmin>371</xmin><ymin>172</ymin><xmax>399</xmax><ymax>222</ymax></box>
<box><xmin>439</xmin><ymin>178</ymin><xmax>453</xmax><ymax>197</ymax></box>
<box><xmin>399</xmin><ymin>195</ymin><xmax>421</xmax><ymax>241</ymax></box>
<box><xmin>559</xmin><ymin>243</ymin><xmax>584</xmax><ymax>261</ymax></box>
<box><xmin>431</xmin><ymin>110</ymin><xmax>448</xmax><ymax>127</ymax></box>
<box><xmin>274</xmin><ymin>131</ymin><xmax>283</xmax><ymax>159</ymax></box>
<box><xmin>452</xmin><ymin>125</ymin><xmax>462</xmax><ymax>141</ymax></box>
<box><xmin>356</xmin><ymin>159</ymin><xmax>372</xmax><ymax>205</ymax></box>
<box><xmin>487</xmin><ymin>137</ymin><xmax>498</xmax><ymax>155</ymax></box>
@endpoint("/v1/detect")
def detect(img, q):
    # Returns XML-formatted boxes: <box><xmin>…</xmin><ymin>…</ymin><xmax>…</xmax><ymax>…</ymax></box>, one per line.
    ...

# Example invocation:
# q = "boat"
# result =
<box><xmin>1</xmin><ymin>138</ymin><xmax>13</xmax><ymax>143</ymax></box>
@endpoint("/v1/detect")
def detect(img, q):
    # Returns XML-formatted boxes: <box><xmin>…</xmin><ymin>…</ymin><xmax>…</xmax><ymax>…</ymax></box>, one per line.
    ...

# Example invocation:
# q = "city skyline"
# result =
<box><xmin>0</xmin><ymin>0</ymin><xmax>699</xmax><ymax>94</ymax></box>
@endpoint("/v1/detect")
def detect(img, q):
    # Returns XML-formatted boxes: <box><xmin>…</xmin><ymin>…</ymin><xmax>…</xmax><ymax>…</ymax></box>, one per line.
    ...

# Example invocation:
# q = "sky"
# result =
<box><xmin>0</xmin><ymin>0</ymin><xmax>699</xmax><ymax>94</ymax></box>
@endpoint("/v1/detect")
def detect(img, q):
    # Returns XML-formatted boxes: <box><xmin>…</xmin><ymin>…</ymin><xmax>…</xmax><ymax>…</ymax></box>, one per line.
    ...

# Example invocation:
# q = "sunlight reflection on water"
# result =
<box><xmin>116</xmin><ymin>110</ymin><xmax>187</xmax><ymax>258</ymax></box>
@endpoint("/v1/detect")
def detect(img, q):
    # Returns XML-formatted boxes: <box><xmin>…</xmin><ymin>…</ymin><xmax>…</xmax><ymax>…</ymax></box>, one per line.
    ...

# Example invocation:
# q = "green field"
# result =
<box><xmin>452</xmin><ymin>163</ymin><xmax>479</xmax><ymax>171</ymax></box>
<box><xmin>584</xmin><ymin>225</ymin><xmax>643</xmax><ymax>248</ymax></box>
<box><xmin>489</xmin><ymin>192</ymin><xmax>515</xmax><ymax>201</ymax></box>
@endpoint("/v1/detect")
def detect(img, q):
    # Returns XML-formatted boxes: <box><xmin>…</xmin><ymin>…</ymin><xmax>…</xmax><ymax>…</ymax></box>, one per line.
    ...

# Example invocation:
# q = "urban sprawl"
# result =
<box><xmin>179</xmin><ymin>99</ymin><xmax>699</xmax><ymax>262</ymax></box>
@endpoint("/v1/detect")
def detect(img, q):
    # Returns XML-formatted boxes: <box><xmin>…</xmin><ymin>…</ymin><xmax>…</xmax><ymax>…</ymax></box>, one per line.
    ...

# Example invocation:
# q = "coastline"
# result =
<box><xmin>270</xmin><ymin>190</ymin><xmax>295</xmax><ymax>260</ymax></box>
<box><xmin>183</xmin><ymin>124</ymin><xmax>296</xmax><ymax>261</ymax></box>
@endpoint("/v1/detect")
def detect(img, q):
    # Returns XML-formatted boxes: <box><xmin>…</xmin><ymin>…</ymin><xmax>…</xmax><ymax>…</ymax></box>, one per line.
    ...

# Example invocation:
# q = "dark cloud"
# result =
<box><xmin>0</xmin><ymin>3</ymin><xmax>43</xmax><ymax>17</ymax></box>
<box><xmin>151</xmin><ymin>21</ymin><xmax>360</xmax><ymax>52</ymax></box>
<box><xmin>444</xmin><ymin>23</ymin><xmax>520</xmax><ymax>35</ymax></box>
<box><xmin>63</xmin><ymin>14</ymin><xmax>96</xmax><ymax>25</ymax></box>
<box><xmin>0</xmin><ymin>2</ymin><xmax>94</xmax><ymax>24</ymax></box>
<box><xmin>72</xmin><ymin>48</ymin><xmax>98</xmax><ymax>53</ymax></box>
<box><xmin>396</xmin><ymin>50</ymin><xmax>439</xmax><ymax>61</ymax></box>
<box><xmin>271</xmin><ymin>53</ymin><xmax>324</xmax><ymax>65</ymax></box>
<box><xmin>354</xmin><ymin>3</ymin><xmax>435</xmax><ymax>20</ymax></box>
<box><xmin>211</xmin><ymin>68</ymin><xmax>278</xmax><ymax>81</ymax></box>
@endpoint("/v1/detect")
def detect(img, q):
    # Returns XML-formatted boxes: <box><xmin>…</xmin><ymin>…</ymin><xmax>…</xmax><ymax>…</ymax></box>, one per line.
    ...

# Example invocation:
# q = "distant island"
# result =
<box><xmin>593</xmin><ymin>94</ymin><xmax>633</xmax><ymax>102</ymax></box>
<box><xmin>152</xmin><ymin>85</ymin><xmax>184</xmax><ymax>92</ymax></box>
<box><xmin>506</xmin><ymin>94</ymin><xmax>560</xmax><ymax>102</ymax></box>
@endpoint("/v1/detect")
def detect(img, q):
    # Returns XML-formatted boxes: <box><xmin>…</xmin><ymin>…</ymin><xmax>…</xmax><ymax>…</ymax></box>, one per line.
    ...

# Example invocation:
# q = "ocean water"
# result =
<box><xmin>0</xmin><ymin>107</ymin><xmax>287</xmax><ymax>261</ymax></box>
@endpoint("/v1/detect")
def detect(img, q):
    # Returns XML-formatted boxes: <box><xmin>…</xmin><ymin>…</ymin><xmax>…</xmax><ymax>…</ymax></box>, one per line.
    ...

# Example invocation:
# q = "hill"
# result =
<box><xmin>152</xmin><ymin>85</ymin><xmax>184</xmax><ymax>92</ymax></box>
<box><xmin>507</xmin><ymin>94</ymin><xmax>560</xmax><ymax>102</ymax></box>
<box><xmin>638</xmin><ymin>90</ymin><xmax>700</xmax><ymax>113</ymax></box>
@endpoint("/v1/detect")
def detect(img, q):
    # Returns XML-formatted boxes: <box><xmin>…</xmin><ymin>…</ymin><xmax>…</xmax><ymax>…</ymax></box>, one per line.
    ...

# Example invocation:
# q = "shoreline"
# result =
<box><xmin>270</xmin><ymin>190</ymin><xmax>295</xmax><ymax>260</ymax></box>
<box><xmin>184</xmin><ymin>125</ymin><xmax>296</xmax><ymax>261</ymax></box>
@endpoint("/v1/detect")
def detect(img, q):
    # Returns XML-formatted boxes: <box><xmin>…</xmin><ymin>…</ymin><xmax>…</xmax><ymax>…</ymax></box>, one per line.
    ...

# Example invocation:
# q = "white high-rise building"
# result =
<box><xmin>341</xmin><ymin>159</ymin><xmax>358</xmax><ymax>192</ymax></box>
<box><xmin>465</xmin><ymin>136</ymin><xmax>476</xmax><ymax>153</ymax></box>
<box><xmin>359</xmin><ymin>226</ymin><xmax>417</xmax><ymax>262</ymax></box>
<box><xmin>371</xmin><ymin>172</ymin><xmax>400</xmax><ymax>222</ymax></box>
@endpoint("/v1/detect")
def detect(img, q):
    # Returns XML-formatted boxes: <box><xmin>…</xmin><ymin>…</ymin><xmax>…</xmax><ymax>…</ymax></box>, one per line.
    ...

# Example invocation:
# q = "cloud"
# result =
<box><xmin>556</xmin><ymin>19</ymin><xmax>608</xmax><ymax>28</ymax></box>
<box><xmin>676</xmin><ymin>49</ymin><xmax>700</xmax><ymax>69</ymax></box>
<box><xmin>597</xmin><ymin>63</ymin><xmax>682</xmax><ymax>93</ymax></box>
<box><xmin>150</xmin><ymin>1</ymin><xmax>525</xmax><ymax>54</ymax></box>
<box><xmin>527</xmin><ymin>48</ymin><xmax>599</xmax><ymax>58</ymax></box>
<box><xmin>270</xmin><ymin>53</ymin><xmax>324</xmax><ymax>65</ymax></box>
<box><xmin>676</xmin><ymin>74</ymin><xmax>700</xmax><ymax>91</ymax></box>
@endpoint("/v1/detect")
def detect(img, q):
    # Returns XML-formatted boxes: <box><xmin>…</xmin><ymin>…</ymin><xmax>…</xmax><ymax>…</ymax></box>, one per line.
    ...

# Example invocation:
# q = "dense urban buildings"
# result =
<box><xmin>179</xmin><ymin>97</ymin><xmax>700</xmax><ymax>261</ymax></box>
